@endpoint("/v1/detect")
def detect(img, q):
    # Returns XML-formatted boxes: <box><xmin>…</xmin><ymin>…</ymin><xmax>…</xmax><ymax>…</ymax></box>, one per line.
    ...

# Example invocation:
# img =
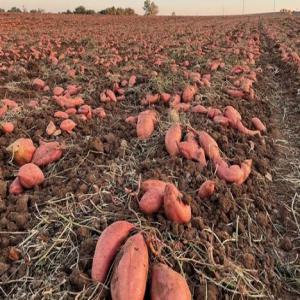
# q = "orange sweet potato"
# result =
<box><xmin>164</xmin><ymin>183</ymin><xmax>191</xmax><ymax>224</ymax></box>
<box><xmin>215</xmin><ymin>159</ymin><xmax>244</xmax><ymax>183</ymax></box>
<box><xmin>128</xmin><ymin>75</ymin><xmax>137</xmax><ymax>87</ymax></box>
<box><xmin>141</xmin><ymin>94</ymin><xmax>160</xmax><ymax>105</ymax></box>
<box><xmin>136</xmin><ymin>110</ymin><xmax>157</xmax><ymax>140</ymax></box>
<box><xmin>9</xmin><ymin>178</ymin><xmax>24</xmax><ymax>195</ymax></box>
<box><xmin>165</xmin><ymin>123</ymin><xmax>182</xmax><ymax>156</ymax></box>
<box><xmin>191</xmin><ymin>105</ymin><xmax>208</xmax><ymax>113</ymax></box>
<box><xmin>160</xmin><ymin>93</ymin><xmax>171</xmax><ymax>103</ymax></box>
<box><xmin>225</xmin><ymin>88</ymin><xmax>244</xmax><ymax>99</ymax></box>
<box><xmin>236</xmin><ymin>121</ymin><xmax>260</xmax><ymax>136</ymax></box>
<box><xmin>182</xmin><ymin>85</ymin><xmax>197</xmax><ymax>103</ymax></box>
<box><xmin>178</xmin><ymin>141</ymin><xmax>199</xmax><ymax>160</ymax></box>
<box><xmin>207</xmin><ymin>107</ymin><xmax>222</xmax><ymax>119</ymax></box>
<box><xmin>106</xmin><ymin>89</ymin><xmax>117</xmax><ymax>102</ymax></box>
<box><xmin>151</xmin><ymin>263</ymin><xmax>191</xmax><ymax>300</ymax></box>
<box><xmin>224</xmin><ymin>106</ymin><xmax>241</xmax><ymax>127</ymax></box>
<box><xmin>198</xmin><ymin>180</ymin><xmax>215</xmax><ymax>198</ymax></box>
<box><xmin>6</xmin><ymin>138</ymin><xmax>36</xmax><ymax>166</ymax></box>
<box><xmin>32</xmin><ymin>141</ymin><xmax>62</xmax><ymax>166</ymax></box>
<box><xmin>1</xmin><ymin>122</ymin><xmax>14</xmax><ymax>133</ymax></box>
<box><xmin>91</xmin><ymin>221</ymin><xmax>134</xmax><ymax>283</ymax></box>
<box><xmin>213</xmin><ymin>115</ymin><xmax>230</xmax><ymax>126</ymax></box>
<box><xmin>111</xmin><ymin>233</ymin><xmax>148</xmax><ymax>300</ymax></box>
<box><xmin>53</xmin><ymin>86</ymin><xmax>64</xmax><ymax>96</ymax></box>
<box><xmin>251</xmin><ymin>117</ymin><xmax>266</xmax><ymax>132</ymax></box>
<box><xmin>33</xmin><ymin>78</ymin><xmax>46</xmax><ymax>90</ymax></box>
<box><xmin>54</xmin><ymin>111</ymin><xmax>69</xmax><ymax>119</ymax></box>
<box><xmin>198</xmin><ymin>131</ymin><xmax>221</xmax><ymax>162</ymax></box>
<box><xmin>141</xmin><ymin>179</ymin><xmax>166</xmax><ymax>194</ymax></box>
<box><xmin>235</xmin><ymin>159</ymin><xmax>252</xmax><ymax>185</ymax></box>
<box><xmin>18</xmin><ymin>163</ymin><xmax>45</xmax><ymax>188</ymax></box>
<box><xmin>60</xmin><ymin>119</ymin><xmax>76</xmax><ymax>134</ymax></box>
<box><xmin>139</xmin><ymin>189</ymin><xmax>164</xmax><ymax>214</ymax></box>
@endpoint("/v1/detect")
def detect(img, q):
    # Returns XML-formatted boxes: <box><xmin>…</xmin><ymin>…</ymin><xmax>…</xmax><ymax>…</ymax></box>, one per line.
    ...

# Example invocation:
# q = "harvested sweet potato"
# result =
<box><xmin>106</xmin><ymin>89</ymin><xmax>117</xmax><ymax>102</ymax></box>
<box><xmin>93</xmin><ymin>107</ymin><xmax>106</xmax><ymax>119</ymax></box>
<box><xmin>128</xmin><ymin>75</ymin><xmax>137</xmax><ymax>87</ymax></box>
<box><xmin>224</xmin><ymin>106</ymin><xmax>241</xmax><ymax>127</ymax></box>
<box><xmin>141</xmin><ymin>179</ymin><xmax>166</xmax><ymax>195</ymax></box>
<box><xmin>33</xmin><ymin>78</ymin><xmax>46</xmax><ymax>90</ymax></box>
<box><xmin>173</xmin><ymin>103</ymin><xmax>191</xmax><ymax>112</ymax></box>
<box><xmin>1</xmin><ymin>122</ymin><xmax>14</xmax><ymax>133</ymax></box>
<box><xmin>78</xmin><ymin>105</ymin><xmax>92</xmax><ymax>119</ymax></box>
<box><xmin>182</xmin><ymin>85</ymin><xmax>197</xmax><ymax>102</ymax></box>
<box><xmin>136</xmin><ymin>110</ymin><xmax>157</xmax><ymax>140</ymax></box>
<box><xmin>32</xmin><ymin>141</ymin><xmax>62</xmax><ymax>166</ymax></box>
<box><xmin>207</xmin><ymin>107</ymin><xmax>222</xmax><ymax>119</ymax></box>
<box><xmin>178</xmin><ymin>141</ymin><xmax>199</xmax><ymax>160</ymax></box>
<box><xmin>164</xmin><ymin>183</ymin><xmax>191</xmax><ymax>224</ymax></box>
<box><xmin>111</xmin><ymin>233</ymin><xmax>148</xmax><ymax>300</ymax></box>
<box><xmin>160</xmin><ymin>93</ymin><xmax>171</xmax><ymax>103</ymax></box>
<box><xmin>53</xmin><ymin>86</ymin><xmax>64</xmax><ymax>96</ymax></box>
<box><xmin>225</xmin><ymin>89</ymin><xmax>244</xmax><ymax>98</ymax></box>
<box><xmin>141</xmin><ymin>94</ymin><xmax>160</xmax><ymax>105</ymax></box>
<box><xmin>191</xmin><ymin>105</ymin><xmax>208</xmax><ymax>113</ymax></box>
<box><xmin>236</xmin><ymin>159</ymin><xmax>252</xmax><ymax>185</ymax></box>
<box><xmin>151</xmin><ymin>263</ymin><xmax>191</xmax><ymax>300</ymax></box>
<box><xmin>251</xmin><ymin>117</ymin><xmax>266</xmax><ymax>132</ymax></box>
<box><xmin>54</xmin><ymin>111</ymin><xmax>69</xmax><ymax>119</ymax></box>
<box><xmin>213</xmin><ymin>115</ymin><xmax>230</xmax><ymax>126</ymax></box>
<box><xmin>54</xmin><ymin>95</ymin><xmax>84</xmax><ymax>108</ymax></box>
<box><xmin>91</xmin><ymin>221</ymin><xmax>134</xmax><ymax>283</ymax></box>
<box><xmin>6</xmin><ymin>138</ymin><xmax>36</xmax><ymax>166</ymax></box>
<box><xmin>198</xmin><ymin>180</ymin><xmax>215</xmax><ymax>198</ymax></box>
<box><xmin>46</xmin><ymin>121</ymin><xmax>56</xmax><ymax>136</ymax></box>
<box><xmin>215</xmin><ymin>159</ymin><xmax>244</xmax><ymax>184</ymax></box>
<box><xmin>9</xmin><ymin>178</ymin><xmax>24</xmax><ymax>195</ymax></box>
<box><xmin>236</xmin><ymin>121</ymin><xmax>260</xmax><ymax>136</ymax></box>
<box><xmin>165</xmin><ymin>123</ymin><xmax>182</xmax><ymax>156</ymax></box>
<box><xmin>60</xmin><ymin>119</ymin><xmax>76</xmax><ymax>134</ymax></box>
<box><xmin>18</xmin><ymin>163</ymin><xmax>45</xmax><ymax>188</ymax></box>
<box><xmin>139</xmin><ymin>189</ymin><xmax>163</xmax><ymax>214</ymax></box>
<box><xmin>198</xmin><ymin>131</ymin><xmax>221</xmax><ymax>162</ymax></box>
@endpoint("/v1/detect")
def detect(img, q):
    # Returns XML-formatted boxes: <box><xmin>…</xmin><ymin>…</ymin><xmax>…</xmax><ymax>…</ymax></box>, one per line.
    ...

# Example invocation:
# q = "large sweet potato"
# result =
<box><xmin>141</xmin><ymin>179</ymin><xmax>166</xmax><ymax>195</ymax></box>
<box><xmin>32</xmin><ymin>141</ymin><xmax>62</xmax><ymax>166</ymax></box>
<box><xmin>111</xmin><ymin>233</ymin><xmax>149</xmax><ymax>300</ymax></box>
<box><xmin>91</xmin><ymin>221</ymin><xmax>134</xmax><ymax>283</ymax></box>
<box><xmin>18</xmin><ymin>163</ymin><xmax>45</xmax><ymax>188</ymax></box>
<box><xmin>151</xmin><ymin>263</ymin><xmax>191</xmax><ymax>300</ymax></box>
<box><xmin>136</xmin><ymin>110</ymin><xmax>157</xmax><ymax>140</ymax></box>
<box><xmin>165</xmin><ymin>123</ymin><xmax>182</xmax><ymax>156</ymax></box>
<box><xmin>163</xmin><ymin>184</ymin><xmax>191</xmax><ymax>224</ymax></box>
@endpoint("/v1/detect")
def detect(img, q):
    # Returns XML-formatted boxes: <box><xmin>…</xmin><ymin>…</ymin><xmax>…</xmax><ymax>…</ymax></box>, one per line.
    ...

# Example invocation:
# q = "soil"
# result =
<box><xmin>0</xmin><ymin>13</ymin><xmax>299</xmax><ymax>300</ymax></box>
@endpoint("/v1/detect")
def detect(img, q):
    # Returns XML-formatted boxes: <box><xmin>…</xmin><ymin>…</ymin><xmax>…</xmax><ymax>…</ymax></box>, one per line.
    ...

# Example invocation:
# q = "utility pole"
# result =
<box><xmin>273</xmin><ymin>0</ymin><xmax>276</xmax><ymax>12</ymax></box>
<box><xmin>243</xmin><ymin>0</ymin><xmax>245</xmax><ymax>15</ymax></box>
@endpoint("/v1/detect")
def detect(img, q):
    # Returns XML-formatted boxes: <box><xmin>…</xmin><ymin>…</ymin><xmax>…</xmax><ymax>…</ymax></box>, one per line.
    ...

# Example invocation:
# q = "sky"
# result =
<box><xmin>0</xmin><ymin>0</ymin><xmax>299</xmax><ymax>15</ymax></box>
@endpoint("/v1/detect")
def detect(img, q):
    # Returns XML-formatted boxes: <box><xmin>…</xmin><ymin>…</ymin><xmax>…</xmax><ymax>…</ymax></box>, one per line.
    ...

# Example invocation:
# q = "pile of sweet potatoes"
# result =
<box><xmin>91</xmin><ymin>221</ymin><xmax>191</xmax><ymax>299</ymax></box>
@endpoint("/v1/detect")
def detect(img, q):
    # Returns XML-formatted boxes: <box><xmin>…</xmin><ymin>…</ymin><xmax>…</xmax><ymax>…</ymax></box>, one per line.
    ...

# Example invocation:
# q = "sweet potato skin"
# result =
<box><xmin>139</xmin><ymin>189</ymin><xmax>164</xmax><ymax>214</ymax></box>
<box><xmin>251</xmin><ymin>117</ymin><xmax>266</xmax><ymax>132</ymax></box>
<box><xmin>32</xmin><ymin>141</ymin><xmax>62</xmax><ymax>166</ymax></box>
<box><xmin>91</xmin><ymin>221</ymin><xmax>134</xmax><ymax>283</ymax></box>
<box><xmin>18</xmin><ymin>163</ymin><xmax>45</xmax><ymax>188</ymax></box>
<box><xmin>198</xmin><ymin>180</ymin><xmax>215</xmax><ymax>198</ymax></box>
<box><xmin>165</xmin><ymin>123</ymin><xmax>182</xmax><ymax>156</ymax></box>
<box><xmin>141</xmin><ymin>179</ymin><xmax>166</xmax><ymax>194</ymax></box>
<box><xmin>198</xmin><ymin>131</ymin><xmax>221</xmax><ymax>162</ymax></box>
<box><xmin>151</xmin><ymin>263</ymin><xmax>191</xmax><ymax>300</ymax></box>
<box><xmin>163</xmin><ymin>184</ymin><xmax>191</xmax><ymax>224</ymax></box>
<box><xmin>111</xmin><ymin>233</ymin><xmax>149</xmax><ymax>300</ymax></box>
<box><xmin>136</xmin><ymin>110</ymin><xmax>157</xmax><ymax>140</ymax></box>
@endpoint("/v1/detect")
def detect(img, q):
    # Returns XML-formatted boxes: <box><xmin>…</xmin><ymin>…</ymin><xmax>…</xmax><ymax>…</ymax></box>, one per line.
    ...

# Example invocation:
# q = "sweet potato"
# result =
<box><xmin>111</xmin><ymin>233</ymin><xmax>148</xmax><ymax>300</ymax></box>
<box><xmin>125</xmin><ymin>116</ymin><xmax>138</xmax><ymax>126</ymax></box>
<box><xmin>165</xmin><ymin>123</ymin><xmax>182</xmax><ymax>156</ymax></box>
<box><xmin>224</xmin><ymin>106</ymin><xmax>241</xmax><ymax>127</ymax></box>
<box><xmin>66</xmin><ymin>84</ymin><xmax>80</xmax><ymax>96</ymax></box>
<box><xmin>128</xmin><ymin>75</ymin><xmax>137</xmax><ymax>87</ymax></box>
<box><xmin>215</xmin><ymin>159</ymin><xmax>244</xmax><ymax>183</ymax></box>
<box><xmin>93</xmin><ymin>107</ymin><xmax>106</xmax><ymax>119</ymax></box>
<box><xmin>225</xmin><ymin>89</ymin><xmax>244</xmax><ymax>99</ymax></box>
<box><xmin>251</xmin><ymin>117</ymin><xmax>266</xmax><ymax>132</ymax></box>
<box><xmin>191</xmin><ymin>105</ymin><xmax>208</xmax><ymax>113</ymax></box>
<box><xmin>182</xmin><ymin>85</ymin><xmax>197</xmax><ymax>103</ymax></box>
<box><xmin>91</xmin><ymin>221</ymin><xmax>134</xmax><ymax>283</ymax></box>
<box><xmin>170</xmin><ymin>94</ymin><xmax>181</xmax><ymax>107</ymax></box>
<box><xmin>78</xmin><ymin>105</ymin><xmax>92</xmax><ymax>119</ymax></box>
<box><xmin>6</xmin><ymin>138</ymin><xmax>36</xmax><ymax>166</ymax></box>
<box><xmin>65</xmin><ymin>108</ymin><xmax>77</xmax><ymax>115</ymax></box>
<box><xmin>160</xmin><ymin>93</ymin><xmax>171</xmax><ymax>103</ymax></box>
<box><xmin>151</xmin><ymin>263</ymin><xmax>191</xmax><ymax>300</ymax></box>
<box><xmin>32</xmin><ymin>141</ymin><xmax>62</xmax><ymax>166</ymax></box>
<box><xmin>106</xmin><ymin>89</ymin><xmax>117</xmax><ymax>102</ymax></box>
<box><xmin>141</xmin><ymin>179</ymin><xmax>166</xmax><ymax>195</ymax></box>
<box><xmin>173</xmin><ymin>103</ymin><xmax>191</xmax><ymax>112</ymax></box>
<box><xmin>240</xmin><ymin>77</ymin><xmax>253</xmax><ymax>93</ymax></box>
<box><xmin>54</xmin><ymin>111</ymin><xmax>69</xmax><ymax>119</ymax></box>
<box><xmin>2</xmin><ymin>99</ymin><xmax>18</xmax><ymax>109</ymax></box>
<box><xmin>198</xmin><ymin>131</ymin><xmax>221</xmax><ymax>162</ymax></box>
<box><xmin>53</xmin><ymin>86</ymin><xmax>64</xmax><ymax>96</ymax></box>
<box><xmin>33</xmin><ymin>78</ymin><xmax>46</xmax><ymax>90</ymax></box>
<box><xmin>136</xmin><ymin>110</ymin><xmax>157</xmax><ymax>140</ymax></box>
<box><xmin>236</xmin><ymin>121</ymin><xmax>260</xmax><ymax>136</ymax></box>
<box><xmin>164</xmin><ymin>183</ymin><xmax>191</xmax><ymax>224</ymax></box>
<box><xmin>18</xmin><ymin>163</ymin><xmax>45</xmax><ymax>188</ymax></box>
<box><xmin>141</xmin><ymin>94</ymin><xmax>160</xmax><ymax>105</ymax></box>
<box><xmin>60</xmin><ymin>119</ymin><xmax>76</xmax><ymax>134</ymax></box>
<box><xmin>213</xmin><ymin>115</ymin><xmax>230</xmax><ymax>126</ymax></box>
<box><xmin>235</xmin><ymin>159</ymin><xmax>252</xmax><ymax>185</ymax></box>
<box><xmin>196</xmin><ymin>148</ymin><xmax>207</xmax><ymax>168</ymax></box>
<box><xmin>178</xmin><ymin>141</ymin><xmax>199</xmax><ymax>161</ymax></box>
<box><xmin>1</xmin><ymin>122</ymin><xmax>14</xmax><ymax>133</ymax></box>
<box><xmin>198</xmin><ymin>180</ymin><xmax>215</xmax><ymax>198</ymax></box>
<box><xmin>139</xmin><ymin>189</ymin><xmax>164</xmax><ymax>214</ymax></box>
<box><xmin>54</xmin><ymin>95</ymin><xmax>84</xmax><ymax>108</ymax></box>
<box><xmin>207</xmin><ymin>107</ymin><xmax>222</xmax><ymax>119</ymax></box>
<box><xmin>9</xmin><ymin>178</ymin><xmax>24</xmax><ymax>195</ymax></box>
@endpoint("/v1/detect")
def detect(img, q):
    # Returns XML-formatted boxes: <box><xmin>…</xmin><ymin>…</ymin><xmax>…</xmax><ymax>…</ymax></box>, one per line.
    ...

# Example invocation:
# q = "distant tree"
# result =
<box><xmin>143</xmin><ymin>0</ymin><xmax>159</xmax><ymax>15</ymax></box>
<box><xmin>0</xmin><ymin>8</ymin><xmax>5</xmax><ymax>13</ymax></box>
<box><xmin>86</xmin><ymin>9</ymin><xmax>95</xmax><ymax>15</ymax></box>
<box><xmin>99</xmin><ymin>6</ymin><xmax>136</xmax><ymax>16</ymax></box>
<box><xmin>30</xmin><ymin>8</ymin><xmax>45</xmax><ymax>14</ymax></box>
<box><xmin>65</xmin><ymin>9</ymin><xmax>72</xmax><ymax>14</ymax></box>
<box><xmin>74</xmin><ymin>6</ymin><xmax>86</xmax><ymax>14</ymax></box>
<box><xmin>171</xmin><ymin>12</ymin><xmax>176</xmax><ymax>16</ymax></box>
<box><xmin>8</xmin><ymin>7</ymin><xmax>22</xmax><ymax>13</ymax></box>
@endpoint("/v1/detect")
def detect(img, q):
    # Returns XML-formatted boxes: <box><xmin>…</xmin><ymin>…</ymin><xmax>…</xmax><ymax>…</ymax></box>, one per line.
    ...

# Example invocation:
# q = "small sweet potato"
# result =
<box><xmin>164</xmin><ymin>184</ymin><xmax>191</xmax><ymax>224</ymax></box>
<box><xmin>215</xmin><ymin>160</ymin><xmax>244</xmax><ymax>184</ymax></box>
<box><xmin>91</xmin><ymin>221</ymin><xmax>134</xmax><ymax>283</ymax></box>
<box><xmin>224</xmin><ymin>106</ymin><xmax>241</xmax><ymax>127</ymax></box>
<box><xmin>93</xmin><ymin>107</ymin><xmax>106</xmax><ymax>119</ymax></box>
<box><xmin>213</xmin><ymin>115</ymin><xmax>230</xmax><ymax>126</ymax></box>
<box><xmin>46</xmin><ymin>121</ymin><xmax>56</xmax><ymax>135</ymax></box>
<box><xmin>165</xmin><ymin>123</ymin><xmax>182</xmax><ymax>156</ymax></box>
<box><xmin>1</xmin><ymin>122</ymin><xmax>14</xmax><ymax>133</ymax></box>
<box><xmin>6</xmin><ymin>138</ymin><xmax>36</xmax><ymax>166</ymax></box>
<box><xmin>60</xmin><ymin>119</ymin><xmax>76</xmax><ymax>134</ymax></box>
<box><xmin>9</xmin><ymin>178</ymin><xmax>24</xmax><ymax>195</ymax></box>
<box><xmin>198</xmin><ymin>180</ymin><xmax>215</xmax><ymax>198</ymax></box>
<box><xmin>207</xmin><ymin>107</ymin><xmax>222</xmax><ymax>119</ymax></box>
<box><xmin>54</xmin><ymin>111</ymin><xmax>69</xmax><ymax>119</ymax></box>
<box><xmin>139</xmin><ymin>189</ymin><xmax>163</xmax><ymax>214</ymax></box>
<box><xmin>141</xmin><ymin>179</ymin><xmax>166</xmax><ymax>194</ymax></box>
<box><xmin>178</xmin><ymin>141</ymin><xmax>199</xmax><ymax>160</ymax></box>
<box><xmin>32</xmin><ymin>141</ymin><xmax>62</xmax><ymax>166</ymax></box>
<box><xmin>53</xmin><ymin>86</ymin><xmax>64</xmax><ymax>96</ymax></box>
<box><xmin>106</xmin><ymin>89</ymin><xmax>117</xmax><ymax>102</ymax></box>
<box><xmin>225</xmin><ymin>89</ymin><xmax>244</xmax><ymax>99</ymax></box>
<box><xmin>33</xmin><ymin>78</ymin><xmax>46</xmax><ymax>90</ymax></box>
<box><xmin>151</xmin><ymin>263</ymin><xmax>191</xmax><ymax>300</ymax></box>
<box><xmin>236</xmin><ymin>159</ymin><xmax>252</xmax><ymax>185</ymax></box>
<box><xmin>128</xmin><ymin>75</ymin><xmax>137</xmax><ymax>87</ymax></box>
<box><xmin>136</xmin><ymin>110</ymin><xmax>157</xmax><ymax>140</ymax></box>
<box><xmin>160</xmin><ymin>93</ymin><xmax>171</xmax><ymax>103</ymax></box>
<box><xmin>18</xmin><ymin>163</ymin><xmax>45</xmax><ymax>188</ymax></box>
<box><xmin>111</xmin><ymin>233</ymin><xmax>148</xmax><ymax>300</ymax></box>
<box><xmin>236</xmin><ymin>121</ymin><xmax>260</xmax><ymax>136</ymax></box>
<box><xmin>191</xmin><ymin>105</ymin><xmax>208</xmax><ymax>113</ymax></box>
<box><xmin>141</xmin><ymin>94</ymin><xmax>160</xmax><ymax>105</ymax></box>
<box><xmin>251</xmin><ymin>117</ymin><xmax>266</xmax><ymax>132</ymax></box>
<box><xmin>182</xmin><ymin>85</ymin><xmax>197</xmax><ymax>103</ymax></box>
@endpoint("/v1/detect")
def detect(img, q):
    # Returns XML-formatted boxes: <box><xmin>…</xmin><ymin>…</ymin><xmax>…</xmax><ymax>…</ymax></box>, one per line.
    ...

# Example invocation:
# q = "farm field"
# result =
<box><xmin>0</xmin><ymin>13</ymin><xmax>299</xmax><ymax>299</ymax></box>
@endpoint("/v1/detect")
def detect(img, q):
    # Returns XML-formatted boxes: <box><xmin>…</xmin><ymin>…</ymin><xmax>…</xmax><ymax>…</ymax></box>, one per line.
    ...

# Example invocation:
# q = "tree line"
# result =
<box><xmin>0</xmin><ymin>1</ymin><xmax>160</xmax><ymax>16</ymax></box>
